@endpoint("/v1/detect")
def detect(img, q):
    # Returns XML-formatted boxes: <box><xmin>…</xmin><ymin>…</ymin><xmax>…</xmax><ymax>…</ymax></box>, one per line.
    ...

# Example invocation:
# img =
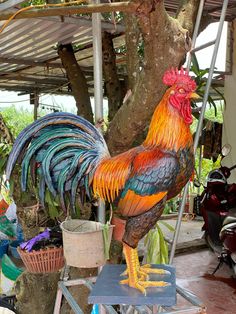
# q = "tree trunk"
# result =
<box><xmin>102</xmin><ymin>31</ymin><xmax>124</xmax><ymax>122</ymax></box>
<box><xmin>15</xmin><ymin>272</ymin><xmax>60</xmax><ymax>314</ymax></box>
<box><xmin>106</xmin><ymin>0</ymin><xmax>200</xmax><ymax>155</ymax></box>
<box><xmin>58</xmin><ymin>44</ymin><xmax>93</xmax><ymax>123</ymax></box>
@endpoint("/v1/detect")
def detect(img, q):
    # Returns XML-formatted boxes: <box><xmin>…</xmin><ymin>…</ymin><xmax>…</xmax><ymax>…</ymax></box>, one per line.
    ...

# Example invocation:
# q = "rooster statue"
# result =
<box><xmin>6</xmin><ymin>68</ymin><xmax>198</xmax><ymax>294</ymax></box>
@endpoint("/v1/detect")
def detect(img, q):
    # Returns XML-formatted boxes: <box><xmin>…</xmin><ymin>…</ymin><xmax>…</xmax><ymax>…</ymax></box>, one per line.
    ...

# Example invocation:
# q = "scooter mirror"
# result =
<box><xmin>221</xmin><ymin>144</ymin><xmax>231</xmax><ymax>157</ymax></box>
<box><xmin>193</xmin><ymin>179</ymin><xmax>201</xmax><ymax>188</ymax></box>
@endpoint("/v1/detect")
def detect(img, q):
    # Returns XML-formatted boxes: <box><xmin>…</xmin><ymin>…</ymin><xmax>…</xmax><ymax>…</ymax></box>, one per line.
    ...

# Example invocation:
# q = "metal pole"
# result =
<box><xmin>92</xmin><ymin>0</ymin><xmax>103</xmax><ymax>124</ymax></box>
<box><xmin>92</xmin><ymin>0</ymin><xmax>106</xmax><ymax>225</ymax></box>
<box><xmin>198</xmin><ymin>145</ymin><xmax>203</xmax><ymax>195</ymax></box>
<box><xmin>169</xmin><ymin>0</ymin><xmax>229</xmax><ymax>264</ymax></box>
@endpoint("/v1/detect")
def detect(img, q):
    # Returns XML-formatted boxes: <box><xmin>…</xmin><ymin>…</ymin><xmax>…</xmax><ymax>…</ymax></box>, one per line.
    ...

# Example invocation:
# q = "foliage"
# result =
<box><xmin>191</xmin><ymin>103</ymin><xmax>223</xmax><ymax>190</ymax></box>
<box><xmin>163</xmin><ymin>198</ymin><xmax>178</xmax><ymax>215</ymax></box>
<box><xmin>1</xmin><ymin>106</ymin><xmax>34</xmax><ymax>139</ymax></box>
<box><xmin>191</xmin><ymin>53</ymin><xmax>226</xmax><ymax>116</ymax></box>
<box><xmin>0</xmin><ymin>142</ymin><xmax>12</xmax><ymax>177</ymax></box>
<box><xmin>21</xmin><ymin>0</ymin><xmax>45</xmax><ymax>7</ymax></box>
<box><xmin>144</xmin><ymin>221</ymin><xmax>174</xmax><ymax>264</ymax></box>
<box><xmin>0</xmin><ymin>106</ymin><xmax>33</xmax><ymax>177</ymax></box>
<box><xmin>0</xmin><ymin>106</ymin><xmax>63</xmax><ymax>219</ymax></box>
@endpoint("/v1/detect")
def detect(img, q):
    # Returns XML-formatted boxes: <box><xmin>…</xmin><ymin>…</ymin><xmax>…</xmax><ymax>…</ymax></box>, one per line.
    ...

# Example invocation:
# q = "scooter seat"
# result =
<box><xmin>223</xmin><ymin>209</ymin><xmax>236</xmax><ymax>225</ymax></box>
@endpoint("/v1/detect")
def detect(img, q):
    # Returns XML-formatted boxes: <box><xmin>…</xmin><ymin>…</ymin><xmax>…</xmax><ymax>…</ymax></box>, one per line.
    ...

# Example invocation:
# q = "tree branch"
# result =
<box><xmin>176</xmin><ymin>0</ymin><xmax>200</xmax><ymax>36</ymax></box>
<box><xmin>106</xmin><ymin>0</ymin><xmax>193</xmax><ymax>155</ymax></box>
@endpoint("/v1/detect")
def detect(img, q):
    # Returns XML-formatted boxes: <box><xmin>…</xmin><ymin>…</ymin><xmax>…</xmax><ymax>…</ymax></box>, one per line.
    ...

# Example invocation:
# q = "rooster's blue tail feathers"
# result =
<box><xmin>6</xmin><ymin>112</ymin><xmax>110</xmax><ymax>212</ymax></box>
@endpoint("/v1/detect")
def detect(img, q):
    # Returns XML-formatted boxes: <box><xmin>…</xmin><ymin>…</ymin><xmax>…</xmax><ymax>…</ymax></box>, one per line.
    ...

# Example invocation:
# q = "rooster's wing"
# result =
<box><xmin>117</xmin><ymin>148</ymin><xmax>179</xmax><ymax>217</ymax></box>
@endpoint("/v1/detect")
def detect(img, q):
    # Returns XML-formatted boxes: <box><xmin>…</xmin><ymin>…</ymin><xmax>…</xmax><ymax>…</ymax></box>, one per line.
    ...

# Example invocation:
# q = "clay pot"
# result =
<box><xmin>111</xmin><ymin>215</ymin><xmax>126</xmax><ymax>242</ymax></box>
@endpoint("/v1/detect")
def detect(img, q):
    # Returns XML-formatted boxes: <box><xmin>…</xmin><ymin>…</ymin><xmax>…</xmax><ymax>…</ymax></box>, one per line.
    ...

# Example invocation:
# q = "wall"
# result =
<box><xmin>222</xmin><ymin>19</ymin><xmax>236</xmax><ymax>183</ymax></box>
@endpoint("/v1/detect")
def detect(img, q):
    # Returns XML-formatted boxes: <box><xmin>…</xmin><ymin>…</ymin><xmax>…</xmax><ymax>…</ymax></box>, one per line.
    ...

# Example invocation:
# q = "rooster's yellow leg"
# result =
<box><xmin>120</xmin><ymin>248</ymin><xmax>147</xmax><ymax>281</ymax></box>
<box><xmin>120</xmin><ymin>243</ymin><xmax>170</xmax><ymax>294</ymax></box>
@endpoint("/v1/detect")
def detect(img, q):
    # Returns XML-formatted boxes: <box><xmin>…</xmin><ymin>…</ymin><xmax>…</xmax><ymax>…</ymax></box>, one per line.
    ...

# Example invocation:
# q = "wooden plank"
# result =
<box><xmin>0</xmin><ymin>2</ymin><xmax>136</xmax><ymax>21</ymax></box>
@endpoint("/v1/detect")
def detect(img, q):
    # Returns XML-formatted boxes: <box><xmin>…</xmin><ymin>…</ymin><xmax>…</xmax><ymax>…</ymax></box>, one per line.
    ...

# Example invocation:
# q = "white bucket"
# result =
<box><xmin>0</xmin><ymin>308</ymin><xmax>15</xmax><ymax>314</ymax></box>
<box><xmin>60</xmin><ymin>220</ymin><xmax>113</xmax><ymax>268</ymax></box>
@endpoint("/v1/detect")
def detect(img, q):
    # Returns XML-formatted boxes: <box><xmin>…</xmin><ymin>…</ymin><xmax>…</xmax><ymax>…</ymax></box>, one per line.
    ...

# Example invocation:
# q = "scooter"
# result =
<box><xmin>195</xmin><ymin>144</ymin><xmax>236</xmax><ymax>274</ymax></box>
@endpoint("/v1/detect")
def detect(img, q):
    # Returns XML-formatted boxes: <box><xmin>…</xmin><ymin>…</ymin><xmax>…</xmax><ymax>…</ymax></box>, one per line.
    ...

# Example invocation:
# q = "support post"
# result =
<box><xmin>33</xmin><ymin>89</ymin><xmax>39</xmax><ymax>121</ymax></box>
<box><xmin>198</xmin><ymin>145</ymin><xmax>203</xmax><ymax>195</ymax></box>
<box><xmin>92</xmin><ymin>0</ymin><xmax>106</xmax><ymax>225</ymax></box>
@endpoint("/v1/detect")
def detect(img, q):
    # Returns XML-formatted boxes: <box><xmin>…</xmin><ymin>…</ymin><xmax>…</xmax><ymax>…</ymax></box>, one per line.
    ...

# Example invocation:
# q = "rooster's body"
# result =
<box><xmin>6</xmin><ymin>68</ymin><xmax>198</xmax><ymax>293</ymax></box>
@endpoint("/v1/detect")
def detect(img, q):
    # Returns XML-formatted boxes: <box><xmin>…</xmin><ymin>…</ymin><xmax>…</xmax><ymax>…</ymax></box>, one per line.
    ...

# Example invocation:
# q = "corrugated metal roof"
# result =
<box><xmin>164</xmin><ymin>0</ymin><xmax>236</xmax><ymax>20</ymax></box>
<box><xmin>0</xmin><ymin>12</ymin><xmax>124</xmax><ymax>95</ymax></box>
<box><xmin>0</xmin><ymin>0</ymin><xmax>234</xmax><ymax>96</ymax></box>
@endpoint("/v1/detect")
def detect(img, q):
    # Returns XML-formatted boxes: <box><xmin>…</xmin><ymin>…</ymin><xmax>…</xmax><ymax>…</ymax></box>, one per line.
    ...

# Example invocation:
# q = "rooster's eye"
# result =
<box><xmin>178</xmin><ymin>88</ymin><xmax>185</xmax><ymax>94</ymax></box>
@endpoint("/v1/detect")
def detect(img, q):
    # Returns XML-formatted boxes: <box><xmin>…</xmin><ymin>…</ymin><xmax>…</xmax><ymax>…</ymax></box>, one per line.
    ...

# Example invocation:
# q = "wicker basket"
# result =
<box><xmin>17</xmin><ymin>246</ymin><xmax>65</xmax><ymax>273</ymax></box>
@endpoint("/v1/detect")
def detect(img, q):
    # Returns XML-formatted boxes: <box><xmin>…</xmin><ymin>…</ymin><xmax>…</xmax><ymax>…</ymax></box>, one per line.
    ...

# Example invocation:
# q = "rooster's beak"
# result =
<box><xmin>190</xmin><ymin>92</ymin><xmax>200</xmax><ymax>99</ymax></box>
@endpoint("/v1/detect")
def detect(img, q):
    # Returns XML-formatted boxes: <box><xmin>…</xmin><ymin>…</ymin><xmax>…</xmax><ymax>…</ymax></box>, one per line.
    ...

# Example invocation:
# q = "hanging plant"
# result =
<box><xmin>144</xmin><ymin>221</ymin><xmax>174</xmax><ymax>264</ymax></box>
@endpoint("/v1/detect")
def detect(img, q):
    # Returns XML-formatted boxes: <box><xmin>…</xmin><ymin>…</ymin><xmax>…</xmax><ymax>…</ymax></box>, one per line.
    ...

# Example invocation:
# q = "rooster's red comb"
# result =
<box><xmin>163</xmin><ymin>67</ymin><xmax>196</xmax><ymax>90</ymax></box>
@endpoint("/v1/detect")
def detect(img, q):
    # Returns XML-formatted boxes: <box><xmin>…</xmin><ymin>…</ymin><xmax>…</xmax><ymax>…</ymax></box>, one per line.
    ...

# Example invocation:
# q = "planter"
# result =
<box><xmin>60</xmin><ymin>219</ymin><xmax>113</xmax><ymax>268</ymax></box>
<box><xmin>111</xmin><ymin>216</ymin><xmax>126</xmax><ymax>243</ymax></box>
<box><xmin>17</xmin><ymin>246</ymin><xmax>64</xmax><ymax>273</ymax></box>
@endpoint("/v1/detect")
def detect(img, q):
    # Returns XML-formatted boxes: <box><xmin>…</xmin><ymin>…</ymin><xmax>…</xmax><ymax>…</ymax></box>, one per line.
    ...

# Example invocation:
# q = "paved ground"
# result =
<box><xmin>174</xmin><ymin>249</ymin><xmax>236</xmax><ymax>314</ymax></box>
<box><xmin>160</xmin><ymin>217</ymin><xmax>236</xmax><ymax>314</ymax></box>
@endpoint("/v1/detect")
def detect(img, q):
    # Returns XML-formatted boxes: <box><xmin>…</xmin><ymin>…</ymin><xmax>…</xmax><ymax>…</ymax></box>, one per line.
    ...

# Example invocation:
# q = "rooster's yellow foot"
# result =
<box><xmin>120</xmin><ymin>278</ymin><xmax>170</xmax><ymax>295</ymax></box>
<box><xmin>140</xmin><ymin>264</ymin><xmax>171</xmax><ymax>276</ymax></box>
<box><xmin>120</xmin><ymin>268</ymin><xmax>148</xmax><ymax>281</ymax></box>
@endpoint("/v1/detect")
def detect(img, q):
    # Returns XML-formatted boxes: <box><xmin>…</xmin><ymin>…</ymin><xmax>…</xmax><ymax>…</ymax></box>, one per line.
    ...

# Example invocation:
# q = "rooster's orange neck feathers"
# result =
<box><xmin>144</xmin><ymin>89</ymin><xmax>193</xmax><ymax>151</ymax></box>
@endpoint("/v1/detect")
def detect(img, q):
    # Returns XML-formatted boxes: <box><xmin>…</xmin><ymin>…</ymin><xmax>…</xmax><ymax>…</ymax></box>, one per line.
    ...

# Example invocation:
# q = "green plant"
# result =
<box><xmin>144</xmin><ymin>221</ymin><xmax>174</xmax><ymax>264</ymax></box>
<box><xmin>0</xmin><ymin>142</ymin><xmax>12</xmax><ymax>177</ymax></box>
<box><xmin>1</xmin><ymin>106</ymin><xmax>33</xmax><ymax>139</ymax></box>
<box><xmin>191</xmin><ymin>52</ymin><xmax>226</xmax><ymax>116</ymax></box>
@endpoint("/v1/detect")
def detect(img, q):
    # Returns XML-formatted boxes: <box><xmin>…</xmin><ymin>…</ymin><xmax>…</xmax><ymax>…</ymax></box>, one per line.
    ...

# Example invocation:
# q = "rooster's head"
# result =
<box><xmin>163</xmin><ymin>68</ymin><xmax>199</xmax><ymax>124</ymax></box>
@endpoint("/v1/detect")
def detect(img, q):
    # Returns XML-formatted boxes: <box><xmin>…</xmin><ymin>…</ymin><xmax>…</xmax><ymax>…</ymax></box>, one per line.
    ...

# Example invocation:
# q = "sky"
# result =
<box><xmin>0</xmin><ymin>22</ymin><xmax>228</xmax><ymax>114</ymax></box>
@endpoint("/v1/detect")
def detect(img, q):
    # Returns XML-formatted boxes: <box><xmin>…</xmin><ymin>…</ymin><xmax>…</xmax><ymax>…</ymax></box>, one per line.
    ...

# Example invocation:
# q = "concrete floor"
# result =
<box><xmin>165</xmin><ymin>218</ymin><xmax>236</xmax><ymax>314</ymax></box>
<box><xmin>174</xmin><ymin>249</ymin><xmax>236</xmax><ymax>314</ymax></box>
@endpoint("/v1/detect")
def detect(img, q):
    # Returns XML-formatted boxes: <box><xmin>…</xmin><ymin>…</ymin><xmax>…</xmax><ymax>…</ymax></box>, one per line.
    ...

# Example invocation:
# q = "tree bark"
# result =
<box><xmin>102</xmin><ymin>31</ymin><xmax>124</xmax><ymax>122</ymax></box>
<box><xmin>58</xmin><ymin>44</ymin><xmax>93</xmax><ymax>123</ymax></box>
<box><xmin>125</xmin><ymin>14</ymin><xmax>141</xmax><ymax>90</ymax></box>
<box><xmin>106</xmin><ymin>0</ymin><xmax>200</xmax><ymax>155</ymax></box>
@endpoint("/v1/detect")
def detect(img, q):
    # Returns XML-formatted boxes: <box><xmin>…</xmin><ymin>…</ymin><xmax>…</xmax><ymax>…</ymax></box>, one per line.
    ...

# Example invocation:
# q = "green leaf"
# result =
<box><xmin>191</xmin><ymin>53</ymin><xmax>200</xmax><ymax>74</ymax></box>
<box><xmin>159</xmin><ymin>220</ymin><xmax>175</xmax><ymax>232</ymax></box>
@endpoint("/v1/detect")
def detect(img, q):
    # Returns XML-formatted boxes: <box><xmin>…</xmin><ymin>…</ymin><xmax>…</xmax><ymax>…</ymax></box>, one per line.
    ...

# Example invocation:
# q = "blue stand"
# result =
<box><xmin>88</xmin><ymin>264</ymin><xmax>176</xmax><ymax>306</ymax></box>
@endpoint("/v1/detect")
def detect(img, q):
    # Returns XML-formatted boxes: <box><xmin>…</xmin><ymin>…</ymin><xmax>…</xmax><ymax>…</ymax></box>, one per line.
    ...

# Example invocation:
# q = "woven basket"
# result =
<box><xmin>17</xmin><ymin>246</ymin><xmax>64</xmax><ymax>273</ymax></box>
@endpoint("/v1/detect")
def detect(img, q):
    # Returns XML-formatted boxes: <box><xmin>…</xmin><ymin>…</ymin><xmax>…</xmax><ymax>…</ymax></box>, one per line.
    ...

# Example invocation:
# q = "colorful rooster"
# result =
<box><xmin>6</xmin><ymin>68</ymin><xmax>198</xmax><ymax>293</ymax></box>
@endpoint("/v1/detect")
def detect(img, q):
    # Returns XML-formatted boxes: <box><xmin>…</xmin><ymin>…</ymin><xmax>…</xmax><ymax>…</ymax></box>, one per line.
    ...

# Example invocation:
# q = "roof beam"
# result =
<box><xmin>0</xmin><ymin>2</ymin><xmax>135</xmax><ymax>21</ymax></box>
<box><xmin>0</xmin><ymin>84</ymin><xmax>71</xmax><ymax>95</ymax></box>
<box><xmin>0</xmin><ymin>74</ymin><xmax>68</xmax><ymax>85</ymax></box>
<box><xmin>0</xmin><ymin>57</ymin><xmax>94</xmax><ymax>75</ymax></box>
<box><xmin>0</xmin><ymin>56</ymin><xmax>62</xmax><ymax>68</ymax></box>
